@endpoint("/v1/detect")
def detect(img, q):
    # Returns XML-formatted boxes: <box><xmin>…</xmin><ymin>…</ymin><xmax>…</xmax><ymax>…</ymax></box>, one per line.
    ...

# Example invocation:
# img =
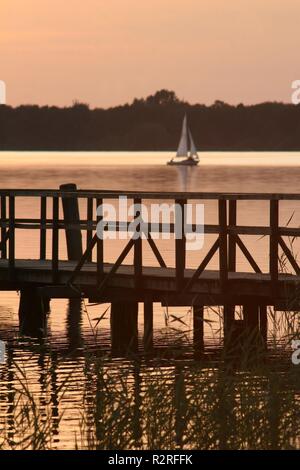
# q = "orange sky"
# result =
<box><xmin>1</xmin><ymin>0</ymin><xmax>300</xmax><ymax>107</ymax></box>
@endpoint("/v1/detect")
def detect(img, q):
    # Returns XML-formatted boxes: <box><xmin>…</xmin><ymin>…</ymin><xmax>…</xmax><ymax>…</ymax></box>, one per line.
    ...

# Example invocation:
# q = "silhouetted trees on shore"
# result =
<box><xmin>1</xmin><ymin>89</ymin><xmax>300</xmax><ymax>151</ymax></box>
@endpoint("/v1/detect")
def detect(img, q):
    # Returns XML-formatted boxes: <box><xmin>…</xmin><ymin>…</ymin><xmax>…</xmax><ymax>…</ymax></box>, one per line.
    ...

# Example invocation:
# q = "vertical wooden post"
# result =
<box><xmin>1</xmin><ymin>195</ymin><xmax>7</xmax><ymax>259</ymax></box>
<box><xmin>193</xmin><ymin>305</ymin><xmax>204</xmax><ymax>355</ymax></box>
<box><xmin>8</xmin><ymin>195</ymin><xmax>15</xmax><ymax>277</ymax></box>
<box><xmin>134</xmin><ymin>198</ymin><xmax>142</xmax><ymax>289</ymax></box>
<box><xmin>218</xmin><ymin>199</ymin><xmax>228</xmax><ymax>292</ymax></box>
<box><xmin>144</xmin><ymin>297</ymin><xmax>153</xmax><ymax>352</ymax></box>
<box><xmin>228</xmin><ymin>200</ymin><xmax>236</xmax><ymax>272</ymax></box>
<box><xmin>59</xmin><ymin>183</ymin><xmax>83</xmax><ymax>261</ymax></box>
<box><xmin>175</xmin><ymin>199</ymin><xmax>186</xmax><ymax>290</ymax></box>
<box><xmin>243</xmin><ymin>300</ymin><xmax>260</xmax><ymax>332</ymax></box>
<box><xmin>40</xmin><ymin>196</ymin><xmax>47</xmax><ymax>260</ymax></box>
<box><xmin>52</xmin><ymin>196</ymin><xmax>59</xmax><ymax>283</ymax></box>
<box><xmin>19</xmin><ymin>288</ymin><xmax>47</xmax><ymax>338</ymax></box>
<box><xmin>86</xmin><ymin>197</ymin><xmax>93</xmax><ymax>262</ymax></box>
<box><xmin>270</xmin><ymin>199</ymin><xmax>279</xmax><ymax>297</ymax></box>
<box><xmin>111</xmin><ymin>301</ymin><xmax>138</xmax><ymax>355</ymax></box>
<box><xmin>96</xmin><ymin>197</ymin><xmax>104</xmax><ymax>283</ymax></box>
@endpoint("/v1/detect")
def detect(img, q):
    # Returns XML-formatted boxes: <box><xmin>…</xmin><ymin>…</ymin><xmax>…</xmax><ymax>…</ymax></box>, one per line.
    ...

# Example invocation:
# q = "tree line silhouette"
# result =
<box><xmin>1</xmin><ymin>89</ymin><xmax>300</xmax><ymax>151</ymax></box>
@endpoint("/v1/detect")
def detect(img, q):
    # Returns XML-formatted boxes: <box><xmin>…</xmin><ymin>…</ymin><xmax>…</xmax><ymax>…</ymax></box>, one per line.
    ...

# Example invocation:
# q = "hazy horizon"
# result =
<box><xmin>2</xmin><ymin>0</ymin><xmax>300</xmax><ymax>108</ymax></box>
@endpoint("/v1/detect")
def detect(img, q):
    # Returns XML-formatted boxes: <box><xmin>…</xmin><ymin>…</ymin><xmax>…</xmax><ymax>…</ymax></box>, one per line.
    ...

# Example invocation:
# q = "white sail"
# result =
<box><xmin>188</xmin><ymin>129</ymin><xmax>198</xmax><ymax>159</ymax></box>
<box><xmin>176</xmin><ymin>114</ymin><xmax>188</xmax><ymax>157</ymax></box>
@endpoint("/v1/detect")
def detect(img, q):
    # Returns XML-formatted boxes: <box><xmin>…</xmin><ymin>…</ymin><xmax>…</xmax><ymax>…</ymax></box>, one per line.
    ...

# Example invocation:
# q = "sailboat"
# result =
<box><xmin>167</xmin><ymin>114</ymin><xmax>199</xmax><ymax>166</ymax></box>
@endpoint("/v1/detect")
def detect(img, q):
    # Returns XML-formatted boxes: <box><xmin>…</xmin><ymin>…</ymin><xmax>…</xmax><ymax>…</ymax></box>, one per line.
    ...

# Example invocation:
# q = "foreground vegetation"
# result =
<box><xmin>0</xmin><ymin>326</ymin><xmax>299</xmax><ymax>450</ymax></box>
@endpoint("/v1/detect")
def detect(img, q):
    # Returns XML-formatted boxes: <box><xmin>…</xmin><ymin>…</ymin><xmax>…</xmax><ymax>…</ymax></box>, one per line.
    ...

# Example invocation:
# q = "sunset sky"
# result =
<box><xmin>1</xmin><ymin>0</ymin><xmax>299</xmax><ymax>107</ymax></box>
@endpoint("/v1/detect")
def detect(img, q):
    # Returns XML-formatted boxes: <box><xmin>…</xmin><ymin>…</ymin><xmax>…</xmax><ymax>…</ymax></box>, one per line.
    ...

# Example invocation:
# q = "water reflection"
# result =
<box><xmin>0</xmin><ymin>153</ymin><xmax>300</xmax><ymax>448</ymax></box>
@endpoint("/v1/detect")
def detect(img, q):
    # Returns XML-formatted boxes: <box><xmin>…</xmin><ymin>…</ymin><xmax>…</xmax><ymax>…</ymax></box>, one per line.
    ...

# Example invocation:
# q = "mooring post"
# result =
<box><xmin>19</xmin><ymin>288</ymin><xmax>47</xmax><ymax>338</ymax></box>
<box><xmin>60</xmin><ymin>184</ymin><xmax>83</xmax><ymax>345</ymax></box>
<box><xmin>59</xmin><ymin>183</ymin><xmax>83</xmax><ymax>260</ymax></box>
<box><xmin>111</xmin><ymin>301</ymin><xmax>138</xmax><ymax>355</ymax></box>
<box><xmin>144</xmin><ymin>297</ymin><xmax>153</xmax><ymax>352</ymax></box>
<box><xmin>193</xmin><ymin>305</ymin><xmax>204</xmax><ymax>355</ymax></box>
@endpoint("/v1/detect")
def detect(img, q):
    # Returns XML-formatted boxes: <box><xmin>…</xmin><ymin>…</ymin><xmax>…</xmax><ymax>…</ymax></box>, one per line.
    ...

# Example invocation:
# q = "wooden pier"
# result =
<box><xmin>1</xmin><ymin>186</ymin><xmax>300</xmax><ymax>352</ymax></box>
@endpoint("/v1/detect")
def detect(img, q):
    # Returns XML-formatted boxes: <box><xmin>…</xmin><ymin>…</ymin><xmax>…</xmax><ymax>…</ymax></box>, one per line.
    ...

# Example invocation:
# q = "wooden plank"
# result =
<box><xmin>2</xmin><ymin>188</ymin><xmax>300</xmax><ymax>201</ymax></box>
<box><xmin>40</xmin><ymin>196</ymin><xmax>47</xmax><ymax>260</ymax></box>
<box><xmin>218</xmin><ymin>199</ymin><xmax>228</xmax><ymax>291</ymax></box>
<box><xmin>175</xmin><ymin>199</ymin><xmax>186</xmax><ymax>290</ymax></box>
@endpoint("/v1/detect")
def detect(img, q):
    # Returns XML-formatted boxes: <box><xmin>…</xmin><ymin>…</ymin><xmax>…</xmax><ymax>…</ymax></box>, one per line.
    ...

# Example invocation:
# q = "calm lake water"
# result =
<box><xmin>0</xmin><ymin>151</ymin><xmax>300</xmax><ymax>449</ymax></box>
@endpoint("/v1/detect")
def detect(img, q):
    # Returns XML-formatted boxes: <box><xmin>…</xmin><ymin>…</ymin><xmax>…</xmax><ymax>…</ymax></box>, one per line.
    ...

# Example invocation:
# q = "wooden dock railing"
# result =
<box><xmin>0</xmin><ymin>189</ymin><xmax>300</xmax><ymax>294</ymax></box>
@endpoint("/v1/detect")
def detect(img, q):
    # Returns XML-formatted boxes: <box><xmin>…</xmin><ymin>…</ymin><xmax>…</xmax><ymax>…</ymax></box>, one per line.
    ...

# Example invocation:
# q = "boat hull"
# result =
<box><xmin>167</xmin><ymin>158</ymin><xmax>199</xmax><ymax>166</ymax></box>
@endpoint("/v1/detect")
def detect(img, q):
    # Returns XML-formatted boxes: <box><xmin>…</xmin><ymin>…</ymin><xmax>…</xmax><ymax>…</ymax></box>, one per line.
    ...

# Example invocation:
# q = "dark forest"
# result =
<box><xmin>1</xmin><ymin>89</ymin><xmax>300</xmax><ymax>151</ymax></box>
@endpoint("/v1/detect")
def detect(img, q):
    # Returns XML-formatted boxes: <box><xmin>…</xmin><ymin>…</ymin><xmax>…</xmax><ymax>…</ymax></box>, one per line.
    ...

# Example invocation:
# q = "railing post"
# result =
<box><xmin>8</xmin><ymin>195</ymin><xmax>15</xmax><ymax>277</ymax></box>
<box><xmin>1</xmin><ymin>195</ymin><xmax>7</xmax><ymax>259</ymax></box>
<box><xmin>52</xmin><ymin>196</ymin><xmax>59</xmax><ymax>283</ymax></box>
<box><xmin>40</xmin><ymin>196</ymin><xmax>47</xmax><ymax>260</ymax></box>
<box><xmin>175</xmin><ymin>199</ymin><xmax>186</xmax><ymax>290</ymax></box>
<box><xmin>218</xmin><ymin>199</ymin><xmax>228</xmax><ymax>292</ymax></box>
<box><xmin>134</xmin><ymin>198</ymin><xmax>142</xmax><ymax>289</ymax></box>
<box><xmin>86</xmin><ymin>197</ymin><xmax>93</xmax><ymax>262</ymax></box>
<box><xmin>228</xmin><ymin>199</ymin><xmax>236</xmax><ymax>272</ymax></box>
<box><xmin>96</xmin><ymin>197</ymin><xmax>104</xmax><ymax>283</ymax></box>
<box><xmin>270</xmin><ymin>199</ymin><xmax>279</xmax><ymax>296</ymax></box>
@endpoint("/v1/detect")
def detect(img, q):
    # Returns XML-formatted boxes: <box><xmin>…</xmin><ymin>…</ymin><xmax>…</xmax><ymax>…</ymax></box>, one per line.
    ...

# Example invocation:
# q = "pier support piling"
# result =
<box><xmin>111</xmin><ymin>301</ymin><xmax>138</xmax><ymax>355</ymax></box>
<box><xmin>18</xmin><ymin>288</ymin><xmax>47</xmax><ymax>338</ymax></box>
